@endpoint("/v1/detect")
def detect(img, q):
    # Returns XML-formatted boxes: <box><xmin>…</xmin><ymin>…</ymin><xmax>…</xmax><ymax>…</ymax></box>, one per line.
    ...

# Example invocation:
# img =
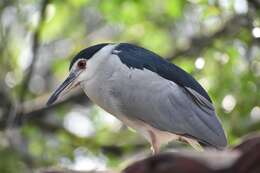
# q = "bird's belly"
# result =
<box><xmin>117</xmin><ymin>114</ymin><xmax>180</xmax><ymax>145</ymax></box>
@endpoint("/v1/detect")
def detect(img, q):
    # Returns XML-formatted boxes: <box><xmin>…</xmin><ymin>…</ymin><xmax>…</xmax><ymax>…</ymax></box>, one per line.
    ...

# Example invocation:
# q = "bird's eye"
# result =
<box><xmin>77</xmin><ymin>60</ymin><xmax>86</xmax><ymax>69</ymax></box>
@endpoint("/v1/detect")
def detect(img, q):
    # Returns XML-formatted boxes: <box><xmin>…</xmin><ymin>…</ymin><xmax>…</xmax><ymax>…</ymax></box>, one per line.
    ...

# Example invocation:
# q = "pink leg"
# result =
<box><xmin>149</xmin><ymin>130</ymin><xmax>160</xmax><ymax>155</ymax></box>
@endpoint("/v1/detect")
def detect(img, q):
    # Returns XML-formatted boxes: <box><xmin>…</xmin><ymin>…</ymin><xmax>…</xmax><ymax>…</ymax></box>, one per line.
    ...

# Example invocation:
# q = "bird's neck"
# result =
<box><xmin>80</xmin><ymin>58</ymin><xmax>121</xmax><ymax>116</ymax></box>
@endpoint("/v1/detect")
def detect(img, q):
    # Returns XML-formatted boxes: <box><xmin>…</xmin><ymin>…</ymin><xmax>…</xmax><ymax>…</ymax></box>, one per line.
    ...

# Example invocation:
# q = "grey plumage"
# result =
<box><xmin>47</xmin><ymin>43</ymin><xmax>227</xmax><ymax>152</ymax></box>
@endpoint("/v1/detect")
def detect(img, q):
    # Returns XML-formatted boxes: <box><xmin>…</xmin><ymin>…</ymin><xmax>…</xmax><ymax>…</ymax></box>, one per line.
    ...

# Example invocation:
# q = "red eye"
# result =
<box><xmin>77</xmin><ymin>60</ymin><xmax>86</xmax><ymax>69</ymax></box>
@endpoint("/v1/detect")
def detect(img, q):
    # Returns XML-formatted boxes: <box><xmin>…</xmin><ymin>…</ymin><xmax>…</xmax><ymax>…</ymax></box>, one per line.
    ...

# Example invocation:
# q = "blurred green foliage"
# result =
<box><xmin>0</xmin><ymin>0</ymin><xmax>260</xmax><ymax>172</ymax></box>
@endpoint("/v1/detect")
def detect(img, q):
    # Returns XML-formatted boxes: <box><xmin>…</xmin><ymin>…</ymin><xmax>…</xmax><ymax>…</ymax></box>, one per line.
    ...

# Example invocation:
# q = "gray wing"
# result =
<box><xmin>113</xmin><ymin>68</ymin><xmax>227</xmax><ymax>149</ymax></box>
<box><xmin>160</xmin><ymin>84</ymin><xmax>227</xmax><ymax>148</ymax></box>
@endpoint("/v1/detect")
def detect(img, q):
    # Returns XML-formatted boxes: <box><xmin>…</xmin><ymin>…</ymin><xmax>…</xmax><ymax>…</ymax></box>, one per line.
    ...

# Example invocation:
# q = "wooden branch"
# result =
<box><xmin>14</xmin><ymin>0</ymin><xmax>50</xmax><ymax>126</ymax></box>
<box><xmin>166</xmin><ymin>14</ymin><xmax>252</xmax><ymax>60</ymax></box>
<box><xmin>23</xmin><ymin>91</ymin><xmax>90</xmax><ymax>120</ymax></box>
<box><xmin>249</xmin><ymin>0</ymin><xmax>260</xmax><ymax>9</ymax></box>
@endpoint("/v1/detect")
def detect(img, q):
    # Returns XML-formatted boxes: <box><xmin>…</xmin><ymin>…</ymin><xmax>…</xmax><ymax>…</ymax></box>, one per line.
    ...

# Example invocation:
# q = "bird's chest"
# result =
<box><xmin>80</xmin><ymin>69</ymin><xmax>140</xmax><ymax>124</ymax></box>
<box><xmin>80</xmin><ymin>70</ymin><xmax>123</xmax><ymax>117</ymax></box>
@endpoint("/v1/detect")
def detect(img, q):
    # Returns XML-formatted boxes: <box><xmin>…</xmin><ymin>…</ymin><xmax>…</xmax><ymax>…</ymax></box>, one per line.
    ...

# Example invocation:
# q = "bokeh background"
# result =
<box><xmin>0</xmin><ymin>0</ymin><xmax>260</xmax><ymax>172</ymax></box>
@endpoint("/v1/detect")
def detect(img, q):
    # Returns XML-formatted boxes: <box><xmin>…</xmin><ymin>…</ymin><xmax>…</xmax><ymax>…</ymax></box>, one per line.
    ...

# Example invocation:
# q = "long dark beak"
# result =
<box><xmin>47</xmin><ymin>71</ymin><xmax>79</xmax><ymax>106</ymax></box>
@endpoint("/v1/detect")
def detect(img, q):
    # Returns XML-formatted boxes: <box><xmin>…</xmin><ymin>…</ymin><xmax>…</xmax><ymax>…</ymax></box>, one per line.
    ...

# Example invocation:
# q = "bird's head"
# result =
<box><xmin>46</xmin><ymin>43</ymin><xmax>110</xmax><ymax>106</ymax></box>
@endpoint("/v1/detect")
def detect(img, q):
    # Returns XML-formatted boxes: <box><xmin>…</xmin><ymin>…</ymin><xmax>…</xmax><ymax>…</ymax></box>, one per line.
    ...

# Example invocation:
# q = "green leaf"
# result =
<box><xmin>165</xmin><ymin>0</ymin><xmax>185</xmax><ymax>18</ymax></box>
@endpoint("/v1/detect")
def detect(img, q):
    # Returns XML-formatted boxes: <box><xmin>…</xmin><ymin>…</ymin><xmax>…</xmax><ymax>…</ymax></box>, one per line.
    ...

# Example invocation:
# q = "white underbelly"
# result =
<box><xmin>118</xmin><ymin>114</ymin><xmax>180</xmax><ymax>146</ymax></box>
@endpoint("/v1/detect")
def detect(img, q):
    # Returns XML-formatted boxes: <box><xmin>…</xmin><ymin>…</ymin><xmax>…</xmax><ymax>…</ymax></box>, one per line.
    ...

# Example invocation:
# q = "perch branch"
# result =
<box><xmin>14</xmin><ymin>0</ymin><xmax>49</xmax><ymax>126</ymax></box>
<box><xmin>166</xmin><ymin>14</ymin><xmax>252</xmax><ymax>60</ymax></box>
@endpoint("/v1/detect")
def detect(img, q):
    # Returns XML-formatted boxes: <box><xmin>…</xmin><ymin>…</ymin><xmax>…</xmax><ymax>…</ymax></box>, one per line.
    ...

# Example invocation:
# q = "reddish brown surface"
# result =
<box><xmin>124</xmin><ymin>134</ymin><xmax>260</xmax><ymax>173</ymax></box>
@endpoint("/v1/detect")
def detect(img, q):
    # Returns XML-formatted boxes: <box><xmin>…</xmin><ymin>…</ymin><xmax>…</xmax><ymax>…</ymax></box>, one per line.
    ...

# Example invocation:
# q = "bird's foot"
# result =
<box><xmin>149</xmin><ymin>130</ymin><xmax>160</xmax><ymax>155</ymax></box>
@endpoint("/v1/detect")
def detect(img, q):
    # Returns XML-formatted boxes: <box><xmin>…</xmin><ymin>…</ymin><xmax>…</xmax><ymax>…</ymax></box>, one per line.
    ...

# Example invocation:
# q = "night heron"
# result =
<box><xmin>47</xmin><ymin>43</ymin><xmax>227</xmax><ymax>154</ymax></box>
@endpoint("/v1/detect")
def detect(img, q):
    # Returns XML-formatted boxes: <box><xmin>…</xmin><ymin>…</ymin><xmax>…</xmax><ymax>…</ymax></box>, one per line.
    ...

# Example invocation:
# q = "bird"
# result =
<box><xmin>47</xmin><ymin>43</ymin><xmax>227</xmax><ymax>154</ymax></box>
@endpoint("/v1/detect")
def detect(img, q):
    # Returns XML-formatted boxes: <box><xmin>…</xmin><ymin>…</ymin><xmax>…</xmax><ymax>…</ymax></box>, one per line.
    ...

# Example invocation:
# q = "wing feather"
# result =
<box><xmin>113</xmin><ymin>68</ymin><xmax>227</xmax><ymax>149</ymax></box>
